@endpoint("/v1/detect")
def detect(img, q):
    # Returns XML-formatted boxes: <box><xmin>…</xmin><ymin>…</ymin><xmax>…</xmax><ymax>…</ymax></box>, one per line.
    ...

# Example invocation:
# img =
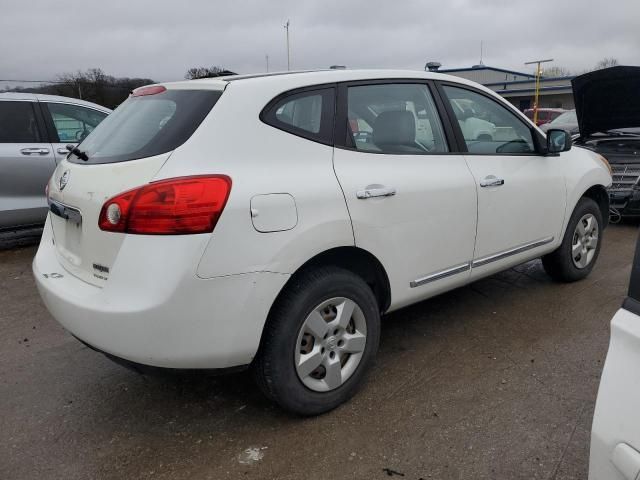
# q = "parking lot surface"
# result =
<box><xmin>0</xmin><ymin>224</ymin><xmax>636</xmax><ymax>480</ymax></box>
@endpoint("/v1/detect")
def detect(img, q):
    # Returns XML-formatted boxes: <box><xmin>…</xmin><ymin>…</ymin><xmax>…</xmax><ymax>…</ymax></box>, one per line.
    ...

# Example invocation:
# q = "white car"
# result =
<box><xmin>590</xmin><ymin>238</ymin><xmax>640</xmax><ymax>479</ymax></box>
<box><xmin>34</xmin><ymin>70</ymin><xmax>612</xmax><ymax>415</ymax></box>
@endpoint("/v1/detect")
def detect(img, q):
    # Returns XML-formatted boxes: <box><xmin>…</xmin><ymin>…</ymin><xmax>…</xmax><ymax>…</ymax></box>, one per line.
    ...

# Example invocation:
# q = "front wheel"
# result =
<box><xmin>542</xmin><ymin>197</ymin><xmax>603</xmax><ymax>282</ymax></box>
<box><xmin>252</xmin><ymin>267</ymin><xmax>380</xmax><ymax>416</ymax></box>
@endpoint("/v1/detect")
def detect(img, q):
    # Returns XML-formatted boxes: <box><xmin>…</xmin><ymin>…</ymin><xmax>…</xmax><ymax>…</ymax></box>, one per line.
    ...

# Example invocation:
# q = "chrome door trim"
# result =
<box><xmin>472</xmin><ymin>236</ymin><xmax>555</xmax><ymax>268</ymax></box>
<box><xmin>410</xmin><ymin>262</ymin><xmax>471</xmax><ymax>288</ymax></box>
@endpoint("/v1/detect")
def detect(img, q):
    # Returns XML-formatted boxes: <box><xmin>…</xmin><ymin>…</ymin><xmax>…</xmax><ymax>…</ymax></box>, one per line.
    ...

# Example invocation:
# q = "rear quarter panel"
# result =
<box><xmin>155</xmin><ymin>80</ymin><xmax>354</xmax><ymax>278</ymax></box>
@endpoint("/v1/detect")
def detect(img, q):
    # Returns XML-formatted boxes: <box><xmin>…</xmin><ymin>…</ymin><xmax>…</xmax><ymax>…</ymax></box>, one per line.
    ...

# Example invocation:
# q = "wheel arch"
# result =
<box><xmin>559</xmin><ymin>183</ymin><xmax>609</xmax><ymax>242</ymax></box>
<box><xmin>273</xmin><ymin>246</ymin><xmax>391</xmax><ymax>315</ymax></box>
<box><xmin>582</xmin><ymin>184</ymin><xmax>610</xmax><ymax>229</ymax></box>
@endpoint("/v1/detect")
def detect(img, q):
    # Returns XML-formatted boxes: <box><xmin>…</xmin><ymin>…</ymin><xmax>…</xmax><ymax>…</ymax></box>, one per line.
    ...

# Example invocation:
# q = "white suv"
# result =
<box><xmin>34</xmin><ymin>70</ymin><xmax>612</xmax><ymax>415</ymax></box>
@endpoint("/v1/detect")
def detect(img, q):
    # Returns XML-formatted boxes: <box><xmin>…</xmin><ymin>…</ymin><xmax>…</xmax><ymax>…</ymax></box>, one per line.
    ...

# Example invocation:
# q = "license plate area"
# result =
<box><xmin>48</xmin><ymin>198</ymin><xmax>82</xmax><ymax>225</ymax></box>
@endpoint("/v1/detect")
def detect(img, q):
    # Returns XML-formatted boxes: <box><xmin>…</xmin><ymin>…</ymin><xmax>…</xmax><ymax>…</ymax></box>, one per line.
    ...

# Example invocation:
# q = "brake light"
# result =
<box><xmin>98</xmin><ymin>175</ymin><xmax>232</xmax><ymax>235</ymax></box>
<box><xmin>132</xmin><ymin>85</ymin><xmax>166</xmax><ymax>97</ymax></box>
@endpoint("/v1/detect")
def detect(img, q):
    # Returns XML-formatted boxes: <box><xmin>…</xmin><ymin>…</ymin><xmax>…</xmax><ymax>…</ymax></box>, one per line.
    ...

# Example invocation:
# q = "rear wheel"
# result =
<box><xmin>253</xmin><ymin>267</ymin><xmax>380</xmax><ymax>416</ymax></box>
<box><xmin>542</xmin><ymin>197</ymin><xmax>603</xmax><ymax>282</ymax></box>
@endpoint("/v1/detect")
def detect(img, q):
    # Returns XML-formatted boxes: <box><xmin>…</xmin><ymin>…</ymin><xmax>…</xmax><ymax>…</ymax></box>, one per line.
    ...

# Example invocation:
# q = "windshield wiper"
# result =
<box><xmin>65</xmin><ymin>144</ymin><xmax>89</xmax><ymax>161</ymax></box>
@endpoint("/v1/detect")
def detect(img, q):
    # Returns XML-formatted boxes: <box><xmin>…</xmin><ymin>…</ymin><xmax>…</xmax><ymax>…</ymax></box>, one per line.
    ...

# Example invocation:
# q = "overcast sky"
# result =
<box><xmin>1</xmin><ymin>0</ymin><xmax>638</xmax><ymax>85</ymax></box>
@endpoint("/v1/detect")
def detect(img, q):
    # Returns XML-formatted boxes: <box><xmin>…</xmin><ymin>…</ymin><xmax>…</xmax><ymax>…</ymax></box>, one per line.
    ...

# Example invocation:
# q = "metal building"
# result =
<box><xmin>437</xmin><ymin>64</ymin><xmax>575</xmax><ymax>111</ymax></box>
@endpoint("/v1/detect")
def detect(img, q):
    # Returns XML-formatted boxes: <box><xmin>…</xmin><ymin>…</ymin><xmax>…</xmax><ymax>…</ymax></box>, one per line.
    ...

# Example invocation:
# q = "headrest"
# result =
<box><xmin>372</xmin><ymin>110</ymin><xmax>416</xmax><ymax>146</ymax></box>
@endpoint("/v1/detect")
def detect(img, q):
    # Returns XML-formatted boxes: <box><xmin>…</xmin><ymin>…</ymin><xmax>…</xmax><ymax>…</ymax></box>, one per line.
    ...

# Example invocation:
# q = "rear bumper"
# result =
<box><xmin>33</xmin><ymin>221</ymin><xmax>290</xmax><ymax>369</ymax></box>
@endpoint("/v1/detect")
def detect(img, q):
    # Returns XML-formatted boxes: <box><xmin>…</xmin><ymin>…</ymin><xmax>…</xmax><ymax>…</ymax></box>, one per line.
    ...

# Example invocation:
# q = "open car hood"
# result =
<box><xmin>572</xmin><ymin>66</ymin><xmax>640</xmax><ymax>137</ymax></box>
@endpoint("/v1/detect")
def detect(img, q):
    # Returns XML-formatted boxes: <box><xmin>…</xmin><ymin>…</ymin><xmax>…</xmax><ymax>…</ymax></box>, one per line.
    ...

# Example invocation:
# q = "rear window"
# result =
<box><xmin>69</xmin><ymin>89</ymin><xmax>221</xmax><ymax>164</ymax></box>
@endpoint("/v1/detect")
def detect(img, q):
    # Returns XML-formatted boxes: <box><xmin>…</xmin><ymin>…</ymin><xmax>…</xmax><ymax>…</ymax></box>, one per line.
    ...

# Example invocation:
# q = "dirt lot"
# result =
<box><xmin>0</xmin><ymin>224</ymin><xmax>636</xmax><ymax>480</ymax></box>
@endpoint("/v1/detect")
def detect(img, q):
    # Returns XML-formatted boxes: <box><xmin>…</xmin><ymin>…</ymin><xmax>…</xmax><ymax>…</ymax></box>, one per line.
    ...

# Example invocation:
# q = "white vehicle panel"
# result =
<box><xmin>334</xmin><ymin>149</ymin><xmax>477</xmax><ymax>310</ymax></box>
<box><xmin>590</xmin><ymin>308</ymin><xmax>640</xmax><ymax>479</ymax></box>
<box><xmin>466</xmin><ymin>153</ymin><xmax>566</xmax><ymax>279</ymax></box>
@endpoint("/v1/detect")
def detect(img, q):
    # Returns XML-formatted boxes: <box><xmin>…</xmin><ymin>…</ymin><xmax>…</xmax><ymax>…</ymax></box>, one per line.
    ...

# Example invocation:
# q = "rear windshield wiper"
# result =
<box><xmin>66</xmin><ymin>144</ymin><xmax>89</xmax><ymax>161</ymax></box>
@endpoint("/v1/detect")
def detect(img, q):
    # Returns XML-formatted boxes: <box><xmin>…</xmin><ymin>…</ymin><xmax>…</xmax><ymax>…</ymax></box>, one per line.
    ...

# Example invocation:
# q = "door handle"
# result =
<box><xmin>20</xmin><ymin>147</ymin><xmax>50</xmax><ymax>155</ymax></box>
<box><xmin>480</xmin><ymin>176</ymin><xmax>505</xmax><ymax>188</ymax></box>
<box><xmin>356</xmin><ymin>186</ymin><xmax>397</xmax><ymax>199</ymax></box>
<box><xmin>57</xmin><ymin>148</ymin><xmax>70</xmax><ymax>155</ymax></box>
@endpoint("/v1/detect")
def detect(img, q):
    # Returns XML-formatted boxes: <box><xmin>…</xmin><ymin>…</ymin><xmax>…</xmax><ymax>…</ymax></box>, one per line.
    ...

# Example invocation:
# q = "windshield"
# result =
<box><xmin>68</xmin><ymin>89</ymin><xmax>221</xmax><ymax>164</ymax></box>
<box><xmin>550</xmin><ymin>110</ymin><xmax>577</xmax><ymax>125</ymax></box>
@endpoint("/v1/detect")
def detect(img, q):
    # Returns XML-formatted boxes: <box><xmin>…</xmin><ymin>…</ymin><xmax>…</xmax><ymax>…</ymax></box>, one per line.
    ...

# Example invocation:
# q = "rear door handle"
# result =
<box><xmin>356</xmin><ymin>186</ymin><xmax>397</xmax><ymax>199</ymax></box>
<box><xmin>20</xmin><ymin>147</ymin><xmax>50</xmax><ymax>155</ymax></box>
<box><xmin>480</xmin><ymin>175</ymin><xmax>505</xmax><ymax>188</ymax></box>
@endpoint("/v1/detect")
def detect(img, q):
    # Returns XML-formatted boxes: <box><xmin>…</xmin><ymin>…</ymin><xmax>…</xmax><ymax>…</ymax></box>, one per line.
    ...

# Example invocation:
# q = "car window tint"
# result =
<box><xmin>262</xmin><ymin>88</ymin><xmax>335</xmax><ymax>145</ymax></box>
<box><xmin>0</xmin><ymin>101</ymin><xmax>42</xmax><ymax>143</ymax></box>
<box><xmin>275</xmin><ymin>94</ymin><xmax>323</xmax><ymax>133</ymax></box>
<box><xmin>347</xmin><ymin>83</ymin><xmax>448</xmax><ymax>154</ymax></box>
<box><xmin>443</xmin><ymin>86</ymin><xmax>535</xmax><ymax>154</ymax></box>
<box><xmin>69</xmin><ymin>89</ymin><xmax>221</xmax><ymax>164</ymax></box>
<box><xmin>46</xmin><ymin>103</ymin><xmax>108</xmax><ymax>143</ymax></box>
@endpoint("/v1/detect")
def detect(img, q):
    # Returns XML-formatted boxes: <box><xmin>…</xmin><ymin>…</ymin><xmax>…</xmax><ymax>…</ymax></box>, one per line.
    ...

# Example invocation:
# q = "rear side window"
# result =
<box><xmin>69</xmin><ymin>89</ymin><xmax>221</xmax><ymax>164</ymax></box>
<box><xmin>45</xmin><ymin>103</ymin><xmax>108</xmax><ymax>143</ymax></box>
<box><xmin>262</xmin><ymin>88</ymin><xmax>335</xmax><ymax>145</ymax></box>
<box><xmin>0</xmin><ymin>101</ymin><xmax>42</xmax><ymax>143</ymax></box>
<box><xmin>346</xmin><ymin>83</ymin><xmax>448</xmax><ymax>154</ymax></box>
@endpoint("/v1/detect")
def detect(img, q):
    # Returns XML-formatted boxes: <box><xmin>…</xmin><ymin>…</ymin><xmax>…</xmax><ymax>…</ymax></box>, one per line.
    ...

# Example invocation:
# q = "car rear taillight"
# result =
<box><xmin>98</xmin><ymin>175</ymin><xmax>232</xmax><ymax>235</ymax></box>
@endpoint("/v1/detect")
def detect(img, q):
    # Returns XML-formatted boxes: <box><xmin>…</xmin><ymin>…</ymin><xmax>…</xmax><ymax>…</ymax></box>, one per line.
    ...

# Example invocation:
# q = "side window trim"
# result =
<box><xmin>333</xmin><ymin>79</ymin><xmax>457</xmax><ymax>155</ymax></box>
<box><xmin>435</xmin><ymin>81</ymin><xmax>541</xmax><ymax>156</ymax></box>
<box><xmin>38</xmin><ymin>102</ymin><xmax>61</xmax><ymax>143</ymax></box>
<box><xmin>260</xmin><ymin>84</ymin><xmax>337</xmax><ymax>146</ymax></box>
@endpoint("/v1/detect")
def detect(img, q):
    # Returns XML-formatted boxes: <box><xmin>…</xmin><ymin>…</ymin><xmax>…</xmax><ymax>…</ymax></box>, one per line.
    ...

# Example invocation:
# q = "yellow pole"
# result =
<box><xmin>524</xmin><ymin>59</ymin><xmax>552</xmax><ymax>123</ymax></box>
<box><xmin>533</xmin><ymin>62</ymin><xmax>541</xmax><ymax>124</ymax></box>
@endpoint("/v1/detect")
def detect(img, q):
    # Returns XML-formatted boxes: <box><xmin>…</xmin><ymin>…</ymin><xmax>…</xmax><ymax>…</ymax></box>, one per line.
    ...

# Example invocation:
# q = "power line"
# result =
<box><xmin>0</xmin><ymin>79</ymin><xmax>64</xmax><ymax>84</ymax></box>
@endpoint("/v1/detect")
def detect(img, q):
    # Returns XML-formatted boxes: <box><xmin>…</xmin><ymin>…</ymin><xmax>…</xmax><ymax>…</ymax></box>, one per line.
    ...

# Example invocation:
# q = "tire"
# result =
<box><xmin>542</xmin><ymin>197</ymin><xmax>603</xmax><ymax>282</ymax></box>
<box><xmin>252</xmin><ymin>267</ymin><xmax>380</xmax><ymax>416</ymax></box>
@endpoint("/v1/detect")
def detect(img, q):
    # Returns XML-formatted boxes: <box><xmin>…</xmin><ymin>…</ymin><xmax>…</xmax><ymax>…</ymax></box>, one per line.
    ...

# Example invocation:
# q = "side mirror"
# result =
<box><xmin>546</xmin><ymin>129</ymin><xmax>572</xmax><ymax>154</ymax></box>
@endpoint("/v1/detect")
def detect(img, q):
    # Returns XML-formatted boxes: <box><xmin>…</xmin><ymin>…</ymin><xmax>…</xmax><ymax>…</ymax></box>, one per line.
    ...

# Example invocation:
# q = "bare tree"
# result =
<box><xmin>184</xmin><ymin>66</ymin><xmax>236</xmax><ymax>79</ymax></box>
<box><xmin>594</xmin><ymin>57</ymin><xmax>619</xmax><ymax>70</ymax></box>
<box><xmin>11</xmin><ymin>69</ymin><xmax>155</xmax><ymax>108</ymax></box>
<box><xmin>542</xmin><ymin>66</ymin><xmax>573</xmax><ymax>77</ymax></box>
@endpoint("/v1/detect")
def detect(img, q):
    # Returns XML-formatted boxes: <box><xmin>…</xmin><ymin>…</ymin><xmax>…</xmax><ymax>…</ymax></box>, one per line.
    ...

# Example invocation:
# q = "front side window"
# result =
<box><xmin>346</xmin><ymin>83</ymin><xmax>448</xmax><ymax>154</ymax></box>
<box><xmin>443</xmin><ymin>86</ymin><xmax>535</xmax><ymax>154</ymax></box>
<box><xmin>0</xmin><ymin>101</ymin><xmax>41</xmax><ymax>143</ymax></box>
<box><xmin>46</xmin><ymin>103</ymin><xmax>108</xmax><ymax>143</ymax></box>
<box><xmin>262</xmin><ymin>88</ymin><xmax>335</xmax><ymax>144</ymax></box>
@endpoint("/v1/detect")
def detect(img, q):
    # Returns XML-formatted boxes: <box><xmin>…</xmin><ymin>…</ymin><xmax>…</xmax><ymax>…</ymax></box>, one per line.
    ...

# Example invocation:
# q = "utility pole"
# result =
<box><xmin>524</xmin><ymin>58</ymin><xmax>553</xmax><ymax>124</ymax></box>
<box><xmin>284</xmin><ymin>20</ymin><xmax>291</xmax><ymax>71</ymax></box>
<box><xmin>265</xmin><ymin>54</ymin><xmax>269</xmax><ymax>72</ymax></box>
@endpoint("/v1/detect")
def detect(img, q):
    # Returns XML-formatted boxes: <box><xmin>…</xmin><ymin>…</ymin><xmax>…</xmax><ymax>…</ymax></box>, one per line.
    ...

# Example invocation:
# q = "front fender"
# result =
<box><xmin>560</xmin><ymin>146</ymin><xmax>612</xmax><ymax>238</ymax></box>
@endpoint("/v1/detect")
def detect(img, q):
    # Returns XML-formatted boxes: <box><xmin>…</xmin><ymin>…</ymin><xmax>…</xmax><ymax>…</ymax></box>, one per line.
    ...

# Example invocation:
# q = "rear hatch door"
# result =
<box><xmin>46</xmin><ymin>86</ymin><xmax>223</xmax><ymax>286</ymax></box>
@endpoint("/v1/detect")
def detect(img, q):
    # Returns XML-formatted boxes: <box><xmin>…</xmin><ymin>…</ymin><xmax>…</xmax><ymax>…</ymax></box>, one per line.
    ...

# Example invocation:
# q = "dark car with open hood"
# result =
<box><xmin>572</xmin><ymin>66</ymin><xmax>640</xmax><ymax>219</ymax></box>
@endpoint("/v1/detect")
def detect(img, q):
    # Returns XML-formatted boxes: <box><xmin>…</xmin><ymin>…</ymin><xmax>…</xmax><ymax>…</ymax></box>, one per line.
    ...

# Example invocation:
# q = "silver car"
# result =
<box><xmin>0</xmin><ymin>93</ymin><xmax>110</xmax><ymax>236</ymax></box>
